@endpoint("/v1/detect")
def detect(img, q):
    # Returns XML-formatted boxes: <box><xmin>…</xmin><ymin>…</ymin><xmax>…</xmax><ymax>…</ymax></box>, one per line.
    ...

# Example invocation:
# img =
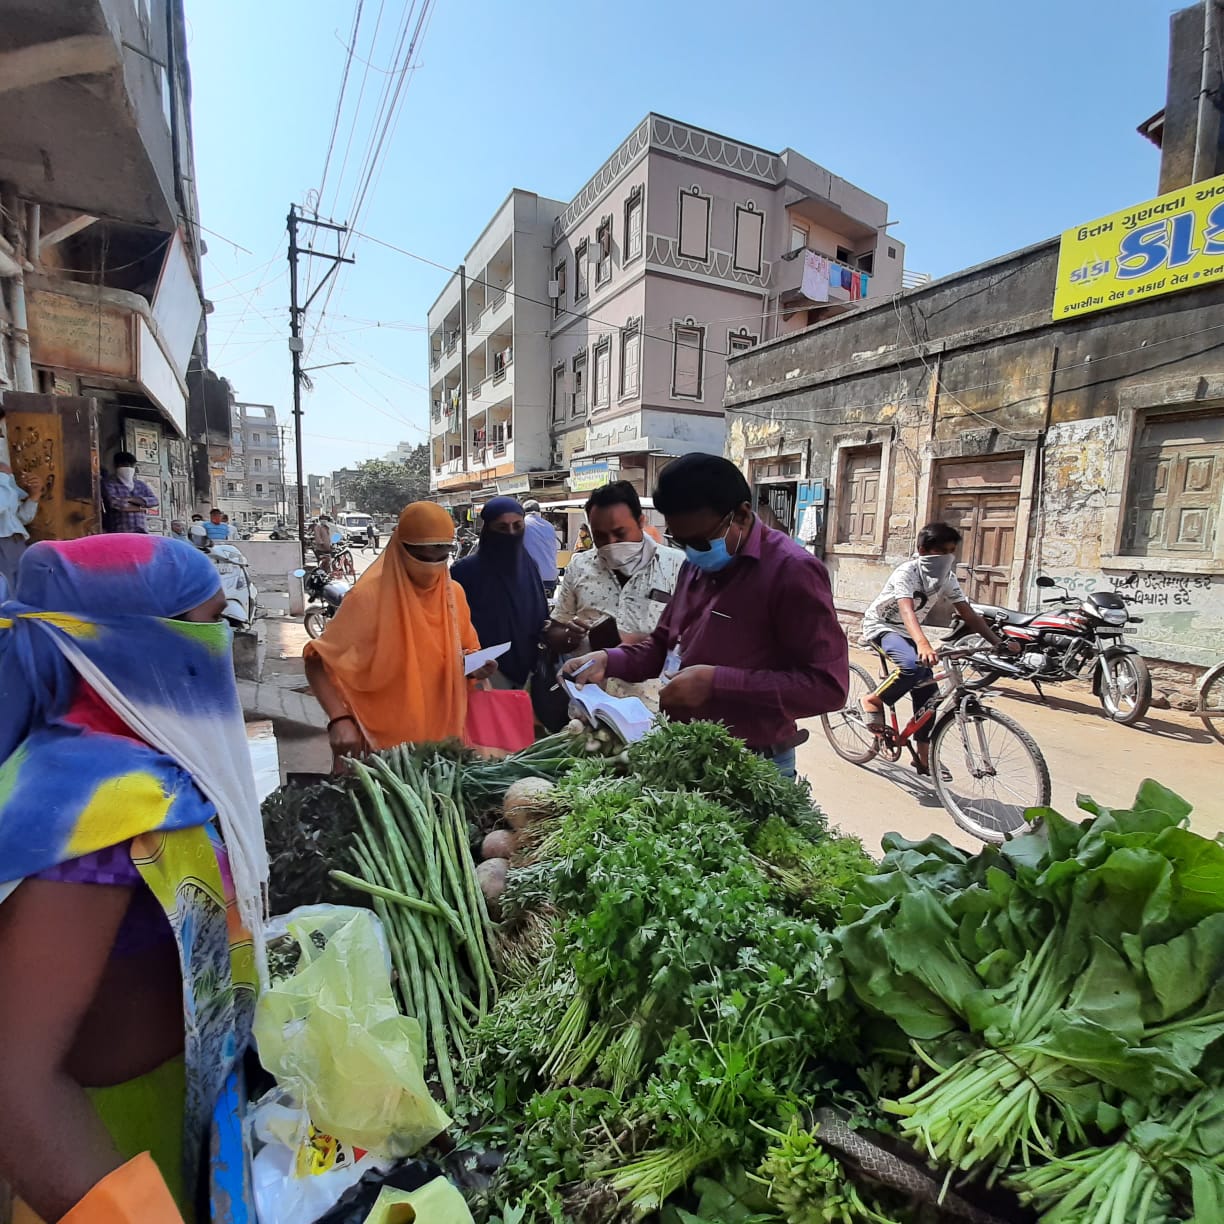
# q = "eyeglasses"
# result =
<box><xmin>669</xmin><ymin>511</ymin><xmax>733</xmax><ymax>552</ymax></box>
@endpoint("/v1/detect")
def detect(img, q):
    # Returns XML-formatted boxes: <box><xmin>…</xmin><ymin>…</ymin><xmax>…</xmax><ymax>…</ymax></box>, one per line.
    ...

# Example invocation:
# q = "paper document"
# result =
<box><xmin>563</xmin><ymin>679</ymin><xmax>653</xmax><ymax>744</ymax></box>
<box><xmin>464</xmin><ymin>641</ymin><xmax>511</xmax><ymax>676</ymax></box>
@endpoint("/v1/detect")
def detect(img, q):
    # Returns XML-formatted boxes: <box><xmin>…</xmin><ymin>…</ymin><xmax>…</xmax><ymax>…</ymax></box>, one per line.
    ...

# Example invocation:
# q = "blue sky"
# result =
<box><xmin>185</xmin><ymin>0</ymin><xmax>1173</xmax><ymax>479</ymax></box>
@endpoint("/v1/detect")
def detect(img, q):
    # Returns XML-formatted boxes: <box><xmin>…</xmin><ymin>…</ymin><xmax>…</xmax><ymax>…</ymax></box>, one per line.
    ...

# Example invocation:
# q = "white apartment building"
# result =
<box><xmin>214</xmin><ymin>402</ymin><xmax>284</xmax><ymax>523</ymax></box>
<box><xmin>428</xmin><ymin>191</ymin><xmax>565</xmax><ymax>501</ymax></box>
<box><xmin>428</xmin><ymin>115</ymin><xmax>904</xmax><ymax>511</ymax></box>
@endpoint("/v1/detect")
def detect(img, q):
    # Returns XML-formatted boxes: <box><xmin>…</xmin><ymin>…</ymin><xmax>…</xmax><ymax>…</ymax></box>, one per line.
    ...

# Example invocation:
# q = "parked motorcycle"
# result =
<box><xmin>301</xmin><ymin>565</ymin><xmax>351</xmax><ymax>639</ymax></box>
<box><xmin>948</xmin><ymin>575</ymin><xmax>1152</xmax><ymax>725</ymax></box>
<box><xmin>455</xmin><ymin>527</ymin><xmax>479</xmax><ymax>560</ymax></box>
<box><xmin>210</xmin><ymin>543</ymin><xmax>259</xmax><ymax>632</ymax></box>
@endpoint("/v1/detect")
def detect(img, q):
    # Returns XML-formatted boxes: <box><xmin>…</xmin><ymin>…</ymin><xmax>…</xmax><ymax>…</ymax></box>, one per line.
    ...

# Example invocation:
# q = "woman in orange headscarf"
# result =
<box><xmin>304</xmin><ymin>502</ymin><xmax>495</xmax><ymax>767</ymax></box>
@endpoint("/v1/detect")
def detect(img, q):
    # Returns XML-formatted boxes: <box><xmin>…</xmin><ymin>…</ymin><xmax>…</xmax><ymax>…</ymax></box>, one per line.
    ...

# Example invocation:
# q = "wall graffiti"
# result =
<box><xmin>1030</xmin><ymin>568</ymin><xmax>1222</xmax><ymax>667</ymax></box>
<box><xmin>1038</xmin><ymin>570</ymin><xmax>1214</xmax><ymax>609</ymax></box>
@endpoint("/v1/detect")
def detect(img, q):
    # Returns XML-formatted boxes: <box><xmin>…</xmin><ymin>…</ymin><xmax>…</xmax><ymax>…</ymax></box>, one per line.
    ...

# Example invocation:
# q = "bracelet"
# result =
<box><xmin>328</xmin><ymin>714</ymin><xmax>357</xmax><ymax>731</ymax></box>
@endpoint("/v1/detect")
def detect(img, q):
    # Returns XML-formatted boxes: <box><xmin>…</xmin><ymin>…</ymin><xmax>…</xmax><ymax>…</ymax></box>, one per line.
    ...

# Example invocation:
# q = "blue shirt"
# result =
<box><xmin>204</xmin><ymin>521</ymin><xmax>232</xmax><ymax>541</ymax></box>
<box><xmin>523</xmin><ymin>513</ymin><xmax>559</xmax><ymax>583</ymax></box>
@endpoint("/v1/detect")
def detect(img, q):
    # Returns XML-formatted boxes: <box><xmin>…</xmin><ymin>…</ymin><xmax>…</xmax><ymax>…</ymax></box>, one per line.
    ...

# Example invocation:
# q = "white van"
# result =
<box><xmin>336</xmin><ymin>512</ymin><xmax>373</xmax><ymax>544</ymax></box>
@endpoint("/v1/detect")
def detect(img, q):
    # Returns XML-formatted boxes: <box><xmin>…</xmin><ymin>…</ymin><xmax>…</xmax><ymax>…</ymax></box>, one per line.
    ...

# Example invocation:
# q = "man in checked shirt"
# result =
<box><xmin>101</xmin><ymin>451</ymin><xmax>159</xmax><ymax>533</ymax></box>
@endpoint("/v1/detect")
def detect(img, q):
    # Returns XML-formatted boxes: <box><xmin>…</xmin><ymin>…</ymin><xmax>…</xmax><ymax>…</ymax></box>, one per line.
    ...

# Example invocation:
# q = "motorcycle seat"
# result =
<box><xmin>972</xmin><ymin>603</ymin><xmax>1040</xmax><ymax>627</ymax></box>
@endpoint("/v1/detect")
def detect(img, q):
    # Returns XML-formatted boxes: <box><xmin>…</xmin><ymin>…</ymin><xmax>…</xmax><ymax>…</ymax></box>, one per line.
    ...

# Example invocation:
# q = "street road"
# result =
<box><xmin>797</xmin><ymin>649</ymin><xmax>1221</xmax><ymax>852</ymax></box>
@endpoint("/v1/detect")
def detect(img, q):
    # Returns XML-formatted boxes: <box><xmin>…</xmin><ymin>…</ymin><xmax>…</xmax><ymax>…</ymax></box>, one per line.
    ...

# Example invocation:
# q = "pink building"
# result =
<box><xmin>428</xmin><ymin>114</ymin><xmax>906</xmax><ymax>513</ymax></box>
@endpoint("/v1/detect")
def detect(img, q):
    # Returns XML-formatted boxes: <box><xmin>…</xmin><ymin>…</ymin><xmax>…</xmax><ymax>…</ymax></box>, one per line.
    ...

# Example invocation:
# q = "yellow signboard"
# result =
<box><xmin>1052</xmin><ymin>171</ymin><xmax>1224</xmax><ymax>319</ymax></box>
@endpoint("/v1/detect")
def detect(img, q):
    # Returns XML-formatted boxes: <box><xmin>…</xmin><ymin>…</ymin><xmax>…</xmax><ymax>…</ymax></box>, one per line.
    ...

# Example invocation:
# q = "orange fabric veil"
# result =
<box><xmin>303</xmin><ymin>502</ymin><xmax>479</xmax><ymax>749</ymax></box>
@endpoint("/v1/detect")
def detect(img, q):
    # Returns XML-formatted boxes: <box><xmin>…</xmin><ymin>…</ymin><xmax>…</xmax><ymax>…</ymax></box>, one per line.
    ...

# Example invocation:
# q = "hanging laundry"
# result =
<box><xmin>827</xmin><ymin>264</ymin><xmax>851</xmax><ymax>302</ymax></box>
<box><xmin>801</xmin><ymin>251</ymin><xmax>830</xmax><ymax>302</ymax></box>
<box><xmin>850</xmin><ymin>271</ymin><xmax>868</xmax><ymax>301</ymax></box>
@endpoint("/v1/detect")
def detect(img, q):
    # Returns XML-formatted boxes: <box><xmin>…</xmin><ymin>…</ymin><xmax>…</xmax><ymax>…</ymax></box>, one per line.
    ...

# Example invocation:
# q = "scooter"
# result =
<box><xmin>210</xmin><ymin>543</ymin><xmax>259</xmax><ymax>631</ymax></box>
<box><xmin>300</xmin><ymin>564</ymin><xmax>350</xmax><ymax>639</ymax></box>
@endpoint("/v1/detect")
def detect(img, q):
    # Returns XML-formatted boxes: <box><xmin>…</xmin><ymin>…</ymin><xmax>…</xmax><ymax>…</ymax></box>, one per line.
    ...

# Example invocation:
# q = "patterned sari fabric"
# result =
<box><xmin>0</xmin><ymin>535</ymin><xmax>268</xmax><ymax>1221</ymax></box>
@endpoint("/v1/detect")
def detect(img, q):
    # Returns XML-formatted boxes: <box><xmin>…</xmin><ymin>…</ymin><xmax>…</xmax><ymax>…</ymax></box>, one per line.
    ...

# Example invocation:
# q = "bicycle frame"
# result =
<box><xmin>872</xmin><ymin>652</ymin><xmax>970</xmax><ymax>753</ymax></box>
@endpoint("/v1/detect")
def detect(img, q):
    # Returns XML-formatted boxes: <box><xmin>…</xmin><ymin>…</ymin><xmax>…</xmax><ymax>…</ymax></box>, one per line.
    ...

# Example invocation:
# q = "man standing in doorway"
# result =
<box><xmin>563</xmin><ymin>453</ymin><xmax>848</xmax><ymax>777</ymax></box>
<box><xmin>521</xmin><ymin>498</ymin><xmax>559</xmax><ymax>598</ymax></box>
<box><xmin>102</xmin><ymin>451</ymin><xmax>159</xmax><ymax>533</ymax></box>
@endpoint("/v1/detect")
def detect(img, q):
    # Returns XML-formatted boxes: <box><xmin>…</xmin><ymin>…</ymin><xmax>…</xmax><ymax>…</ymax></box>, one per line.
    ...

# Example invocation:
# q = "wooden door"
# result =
<box><xmin>1</xmin><ymin>394</ymin><xmax>101</xmax><ymax>541</ymax></box>
<box><xmin>933</xmin><ymin>456</ymin><xmax>1022</xmax><ymax>605</ymax></box>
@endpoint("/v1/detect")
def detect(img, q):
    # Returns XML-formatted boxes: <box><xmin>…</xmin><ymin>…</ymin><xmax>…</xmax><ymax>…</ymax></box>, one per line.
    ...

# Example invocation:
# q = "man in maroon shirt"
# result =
<box><xmin>562</xmin><ymin>453</ymin><xmax>848</xmax><ymax>776</ymax></box>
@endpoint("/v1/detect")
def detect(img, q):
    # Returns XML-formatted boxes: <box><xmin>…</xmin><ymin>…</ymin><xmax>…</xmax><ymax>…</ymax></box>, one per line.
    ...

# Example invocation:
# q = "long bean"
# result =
<box><xmin>329</xmin><ymin>870</ymin><xmax>443</xmax><ymax>915</ymax></box>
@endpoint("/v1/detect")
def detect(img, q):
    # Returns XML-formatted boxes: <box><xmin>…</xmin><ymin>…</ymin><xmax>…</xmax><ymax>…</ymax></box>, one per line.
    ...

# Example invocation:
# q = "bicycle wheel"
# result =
<box><xmin>342</xmin><ymin>553</ymin><xmax>356</xmax><ymax>582</ymax></box>
<box><xmin>1098</xmin><ymin>651</ymin><xmax>1152</xmax><ymax>725</ymax></box>
<box><xmin>930</xmin><ymin>705</ymin><xmax>1051</xmax><ymax>844</ymax></box>
<box><xmin>820</xmin><ymin>662</ymin><xmax>882</xmax><ymax>764</ymax></box>
<box><xmin>1199</xmin><ymin>662</ymin><xmax>1224</xmax><ymax>743</ymax></box>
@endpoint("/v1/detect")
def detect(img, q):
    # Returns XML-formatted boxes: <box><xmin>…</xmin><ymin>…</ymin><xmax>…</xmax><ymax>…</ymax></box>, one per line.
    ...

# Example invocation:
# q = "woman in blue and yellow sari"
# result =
<box><xmin>0</xmin><ymin>534</ymin><xmax>268</xmax><ymax>1223</ymax></box>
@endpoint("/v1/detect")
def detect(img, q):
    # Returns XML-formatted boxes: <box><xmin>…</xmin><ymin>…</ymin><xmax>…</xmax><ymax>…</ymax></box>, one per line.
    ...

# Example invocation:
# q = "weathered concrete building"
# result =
<box><xmin>0</xmin><ymin>0</ymin><xmax>230</xmax><ymax>536</ymax></box>
<box><xmin>724</xmin><ymin>2</ymin><xmax>1224</xmax><ymax>705</ymax></box>
<box><xmin>725</xmin><ymin>239</ymin><xmax>1224</xmax><ymax>701</ymax></box>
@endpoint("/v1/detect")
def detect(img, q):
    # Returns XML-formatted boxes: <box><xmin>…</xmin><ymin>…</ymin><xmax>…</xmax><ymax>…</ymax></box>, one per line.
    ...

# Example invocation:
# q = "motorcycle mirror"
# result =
<box><xmin>292</xmin><ymin>568</ymin><xmax>306</xmax><ymax>578</ymax></box>
<box><xmin>331</xmin><ymin>531</ymin><xmax>343</xmax><ymax>544</ymax></box>
<box><xmin>1035</xmin><ymin>576</ymin><xmax>1056</xmax><ymax>588</ymax></box>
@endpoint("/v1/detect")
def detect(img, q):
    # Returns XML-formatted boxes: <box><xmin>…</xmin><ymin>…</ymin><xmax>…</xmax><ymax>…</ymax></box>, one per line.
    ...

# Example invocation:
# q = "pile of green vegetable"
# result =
<box><xmin>832</xmin><ymin>779</ymin><xmax>1224</xmax><ymax>1223</ymax></box>
<box><xmin>263</xmin><ymin>718</ymin><xmax>1224</xmax><ymax>1224</ymax></box>
<box><xmin>455</xmin><ymin>721</ymin><xmax>877</xmax><ymax>1222</ymax></box>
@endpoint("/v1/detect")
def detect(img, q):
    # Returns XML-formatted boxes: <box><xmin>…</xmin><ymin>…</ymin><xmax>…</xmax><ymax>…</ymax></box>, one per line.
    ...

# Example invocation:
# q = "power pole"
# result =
<box><xmin>458</xmin><ymin>263</ymin><xmax>469</xmax><ymax>473</ymax></box>
<box><xmin>286</xmin><ymin>204</ymin><xmax>353</xmax><ymax>565</ymax></box>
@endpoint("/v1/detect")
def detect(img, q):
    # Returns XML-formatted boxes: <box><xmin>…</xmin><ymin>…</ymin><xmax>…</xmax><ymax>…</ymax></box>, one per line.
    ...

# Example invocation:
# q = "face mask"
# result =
<box><xmin>116</xmin><ymin>466</ymin><xmax>136</xmax><ymax>487</ymax></box>
<box><xmin>481</xmin><ymin>529</ymin><xmax>524</xmax><ymax>560</ymax></box>
<box><xmin>917</xmin><ymin>553</ymin><xmax>955</xmax><ymax>583</ymax></box>
<box><xmin>597</xmin><ymin>540</ymin><xmax>645</xmax><ymax>571</ymax></box>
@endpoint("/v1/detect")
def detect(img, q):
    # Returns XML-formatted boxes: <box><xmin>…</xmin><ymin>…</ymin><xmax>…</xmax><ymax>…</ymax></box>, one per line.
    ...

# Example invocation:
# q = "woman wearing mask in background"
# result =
<box><xmin>450</xmin><ymin>497</ymin><xmax>547</xmax><ymax>691</ymax></box>
<box><xmin>0</xmin><ymin>534</ymin><xmax>266</xmax><ymax>1223</ymax></box>
<box><xmin>0</xmin><ymin>410</ymin><xmax>45</xmax><ymax>591</ymax></box>
<box><xmin>549</xmin><ymin>481</ymin><xmax>684</xmax><ymax>710</ymax></box>
<box><xmin>304</xmin><ymin>501</ymin><xmax>496</xmax><ymax>768</ymax></box>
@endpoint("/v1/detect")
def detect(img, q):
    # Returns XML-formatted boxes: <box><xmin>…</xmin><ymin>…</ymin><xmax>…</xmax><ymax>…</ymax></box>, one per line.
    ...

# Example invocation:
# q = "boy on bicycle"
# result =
<box><xmin>860</xmin><ymin>521</ymin><xmax>1015</xmax><ymax>776</ymax></box>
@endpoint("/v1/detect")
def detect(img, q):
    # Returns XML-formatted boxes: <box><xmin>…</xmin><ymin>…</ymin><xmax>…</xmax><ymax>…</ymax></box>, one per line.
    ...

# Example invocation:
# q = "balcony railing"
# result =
<box><xmin>489</xmin><ymin>288</ymin><xmax>507</xmax><ymax>312</ymax></box>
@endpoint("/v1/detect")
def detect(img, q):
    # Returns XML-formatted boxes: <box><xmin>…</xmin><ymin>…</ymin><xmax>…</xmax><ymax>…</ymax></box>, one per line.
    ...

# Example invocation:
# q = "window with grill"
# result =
<box><xmin>572</xmin><ymin>353</ymin><xmax>588</xmax><ymax>417</ymax></box>
<box><xmin>553</xmin><ymin>261</ymin><xmax>566</xmax><ymax>319</ymax></box>
<box><xmin>595</xmin><ymin>219</ymin><xmax>612</xmax><ymax>286</ymax></box>
<box><xmin>552</xmin><ymin>366</ymin><xmax>567</xmax><ymax>423</ymax></box>
<box><xmin>836</xmin><ymin>446</ymin><xmax>882</xmax><ymax>546</ymax></box>
<box><xmin>575</xmin><ymin>240</ymin><xmax>589</xmax><ymax>301</ymax></box>
<box><xmin>1124</xmin><ymin>410</ymin><xmax>1223</xmax><ymax>558</ymax></box>
<box><xmin>593</xmin><ymin>340</ymin><xmax>611</xmax><ymax>409</ymax></box>
<box><xmin>625</xmin><ymin>188</ymin><xmax>643</xmax><ymax>263</ymax></box>
<box><xmin>678</xmin><ymin>189</ymin><xmax>710</xmax><ymax>262</ymax></box>
<box><xmin>671</xmin><ymin>321</ymin><xmax>704</xmax><ymax>399</ymax></box>
<box><xmin>620</xmin><ymin>324</ymin><xmax>640</xmax><ymax>397</ymax></box>
<box><xmin>728</xmin><ymin>329</ymin><xmax>757</xmax><ymax>355</ymax></box>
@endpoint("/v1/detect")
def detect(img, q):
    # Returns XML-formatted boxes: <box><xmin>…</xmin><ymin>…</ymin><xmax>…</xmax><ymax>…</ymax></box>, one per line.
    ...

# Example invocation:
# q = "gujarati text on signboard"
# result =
<box><xmin>1052</xmin><ymin>171</ymin><xmax>1224</xmax><ymax>320</ymax></box>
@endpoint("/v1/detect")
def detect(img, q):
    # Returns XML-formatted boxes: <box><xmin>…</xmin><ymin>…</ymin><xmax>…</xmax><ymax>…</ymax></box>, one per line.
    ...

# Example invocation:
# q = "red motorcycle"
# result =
<box><xmin>948</xmin><ymin>575</ymin><xmax>1152</xmax><ymax>726</ymax></box>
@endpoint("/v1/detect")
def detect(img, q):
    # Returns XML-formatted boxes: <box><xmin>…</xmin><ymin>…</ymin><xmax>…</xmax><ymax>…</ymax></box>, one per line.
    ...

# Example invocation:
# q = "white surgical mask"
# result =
<box><xmin>598</xmin><ymin>540</ymin><xmax>646</xmax><ymax>572</ymax></box>
<box><xmin>917</xmin><ymin>553</ymin><xmax>955</xmax><ymax>583</ymax></box>
<box><xmin>116</xmin><ymin>466</ymin><xmax>136</xmax><ymax>487</ymax></box>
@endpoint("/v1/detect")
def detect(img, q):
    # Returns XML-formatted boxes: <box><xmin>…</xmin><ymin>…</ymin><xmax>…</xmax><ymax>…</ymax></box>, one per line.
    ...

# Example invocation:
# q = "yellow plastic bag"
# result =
<box><xmin>254</xmin><ymin>907</ymin><xmax>451</xmax><ymax>1156</ymax></box>
<box><xmin>362</xmin><ymin>1176</ymin><xmax>474</xmax><ymax>1224</ymax></box>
